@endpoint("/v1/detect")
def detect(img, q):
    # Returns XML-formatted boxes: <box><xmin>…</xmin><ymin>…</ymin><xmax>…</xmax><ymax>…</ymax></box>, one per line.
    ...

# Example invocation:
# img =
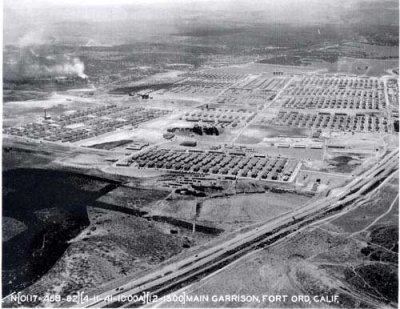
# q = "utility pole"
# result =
<box><xmin>193</xmin><ymin>198</ymin><xmax>204</xmax><ymax>234</ymax></box>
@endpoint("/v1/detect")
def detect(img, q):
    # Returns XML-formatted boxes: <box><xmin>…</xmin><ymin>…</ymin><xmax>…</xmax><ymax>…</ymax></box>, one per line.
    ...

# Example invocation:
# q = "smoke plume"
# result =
<box><xmin>4</xmin><ymin>47</ymin><xmax>88</xmax><ymax>81</ymax></box>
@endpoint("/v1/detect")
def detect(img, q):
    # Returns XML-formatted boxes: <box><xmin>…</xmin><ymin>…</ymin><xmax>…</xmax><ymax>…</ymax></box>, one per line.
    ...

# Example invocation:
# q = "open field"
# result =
<box><xmin>196</xmin><ymin>192</ymin><xmax>310</xmax><ymax>229</ymax></box>
<box><xmin>327</xmin><ymin>57</ymin><xmax>399</xmax><ymax>76</ymax></box>
<box><xmin>146</xmin><ymin>191</ymin><xmax>311</xmax><ymax>231</ymax></box>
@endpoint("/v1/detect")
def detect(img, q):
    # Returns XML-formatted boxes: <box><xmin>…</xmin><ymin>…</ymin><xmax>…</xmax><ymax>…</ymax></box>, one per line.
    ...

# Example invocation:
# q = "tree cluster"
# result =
<box><xmin>193</xmin><ymin>125</ymin><xmax>219</xmax><ymax>136</ymax></box>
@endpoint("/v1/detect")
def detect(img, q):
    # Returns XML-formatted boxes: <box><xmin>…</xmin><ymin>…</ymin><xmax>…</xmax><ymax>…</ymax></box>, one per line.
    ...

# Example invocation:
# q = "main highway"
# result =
<box><xmin>74</xmin><ymin>148</ymin><xmax>398</xmax><ymax>308</ymax></box>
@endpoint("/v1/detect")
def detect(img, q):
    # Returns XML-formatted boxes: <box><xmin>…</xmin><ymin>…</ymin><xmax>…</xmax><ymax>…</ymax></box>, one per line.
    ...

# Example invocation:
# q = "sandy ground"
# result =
<box><xmin>4</xmin><ymin>92</ymin><xmax>98</xmax><ymax>109</ymax></box>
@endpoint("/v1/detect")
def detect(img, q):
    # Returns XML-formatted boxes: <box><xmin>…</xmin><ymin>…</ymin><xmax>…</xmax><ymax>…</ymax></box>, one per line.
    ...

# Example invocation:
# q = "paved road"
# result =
<box><xmin>72</xmin><ymin>149</ymin><xmax>398</xmax><ymax>308</ymax></box>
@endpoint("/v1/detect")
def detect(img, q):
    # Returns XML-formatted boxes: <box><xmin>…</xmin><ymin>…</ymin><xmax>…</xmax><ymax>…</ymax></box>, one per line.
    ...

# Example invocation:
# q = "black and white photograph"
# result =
<box><xmin>2</xmin><ymin>0</ymin><xmax>399</xmax><ymax>307</ymax></box>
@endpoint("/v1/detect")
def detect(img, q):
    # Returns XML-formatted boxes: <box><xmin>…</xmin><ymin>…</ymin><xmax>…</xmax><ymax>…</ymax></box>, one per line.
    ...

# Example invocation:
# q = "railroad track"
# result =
<box><xmin>75</xmin><ymin>149</ymin><xmax>398</xmax><ymax>308</ymax></box>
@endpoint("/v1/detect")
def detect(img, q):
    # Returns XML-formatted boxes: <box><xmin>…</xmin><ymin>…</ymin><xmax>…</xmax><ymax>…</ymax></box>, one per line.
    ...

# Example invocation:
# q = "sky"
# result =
<box><xmin>5</xmin><ymin>0</ymin><xmax>215</xmax><ymax>8</ymax></box>
<box><xmin>3</xmin><ymin>0</ymin><xmax>397</xmax><ymax>46</ymax></box>
<box><xmin>4</xmin><ymin>0</ymin><xmax>353</xmax><ymax>10</ymax></box>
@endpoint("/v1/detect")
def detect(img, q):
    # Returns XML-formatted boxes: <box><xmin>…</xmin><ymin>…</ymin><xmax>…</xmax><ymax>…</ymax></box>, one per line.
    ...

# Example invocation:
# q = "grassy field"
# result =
<box><xmin>158</xmin><ymin>174</ymin><xmax>399</xmax><ymax>308</ymax></box>
<box><xmin>326</xmin><ymin>57</ymin><xmax>399</xmax><ymax>76</ymax></box>
<box><xmin>148</xmin><ymin>191</ymin><xmax>311</xmax><ymax>232</ymax></box>
<box><xmin>197</xmin><ymin>192</ymin><xmax>310</xmax><ymax>228</ymax></box>
<box><xmin>330</xmin><ymin>179</ymin><xmax>398</xmax><ymax>233</ymax></box>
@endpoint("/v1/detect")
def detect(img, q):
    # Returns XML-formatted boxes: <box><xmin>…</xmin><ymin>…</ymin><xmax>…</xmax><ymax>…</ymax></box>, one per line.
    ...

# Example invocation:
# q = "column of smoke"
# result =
<box><xmin>6</xmin><ymin>49</ymin><xmax>88</xmax><ymax>81</ymax></box>
<box><xmin>5</xmin><ymin>31</ymin><xmax>88</xmax><ymax>81</ymax></box>
<box><xmin>33</xmin><ymin>53</ymin><xmax>88</xmax><ymax>79</ymax></box>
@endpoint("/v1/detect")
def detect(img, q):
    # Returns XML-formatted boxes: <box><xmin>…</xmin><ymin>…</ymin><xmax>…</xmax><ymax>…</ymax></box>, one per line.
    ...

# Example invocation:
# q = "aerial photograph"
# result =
<box><xmin>2</xmin><ymin>0</ymin><xmax>399</xmax><ymax>308</ymax></box>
